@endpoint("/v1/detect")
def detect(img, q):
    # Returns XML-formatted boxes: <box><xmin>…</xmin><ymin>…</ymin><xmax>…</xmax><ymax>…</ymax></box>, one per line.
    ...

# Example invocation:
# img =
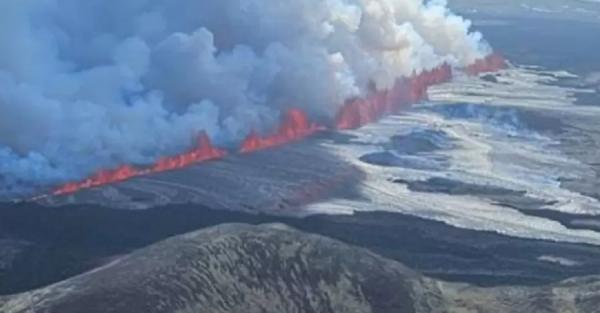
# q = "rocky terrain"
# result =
<box><xmin>1</xmin><ymin>223</ymin><xmax>599</xmax><ymax>313</ymax></box>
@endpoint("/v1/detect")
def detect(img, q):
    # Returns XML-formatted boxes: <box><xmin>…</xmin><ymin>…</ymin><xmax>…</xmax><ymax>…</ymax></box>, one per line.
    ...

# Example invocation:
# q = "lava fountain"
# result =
<box><xmin>53</xmin><ymin>165</ymin><xmax>140</xmax><ymax>196</ymax></box>
<box><xmin>48</xmin><ymin>56</ymin><xmax>507</xmax><ymax>197</ymax></box>
<box><xmin>240</xmin><ymin>108</ymin><xmax>324</xmax><ymax>153</ymax></box>
<box><xmin>151</xmin><ymin>132</ymin><xmax>227</xmax><ymax>173</ymax></box>
<box><xmin>336</xmin><ymin>64</ymin><xmax>453</xmax><ymax>130</ymax></box>
<box><xmin>52</xmin><ymin>132</ymin><xmax>225</xmax><ymax>196</ymax></box>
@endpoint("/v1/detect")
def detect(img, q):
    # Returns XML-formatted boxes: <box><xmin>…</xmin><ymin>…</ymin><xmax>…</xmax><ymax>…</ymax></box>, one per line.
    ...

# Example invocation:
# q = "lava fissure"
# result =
<box><xmin>240</xmin><ymin>109</ymin><xmax>324</xmax><ymax>153</ymax></box>
<box><xmin>50</xmin><ymin>56</ymin><xmax>506</xmax><ymax>197</ymax></box>
<box><xmin>335</xmin><ymin>64</ymin><xmax>454</xmax><ymax>130</ymax></box>
<box><xmin>53</xmin><ymin>132</ymin><xmax>226</xmax><ymax>196</ymax></box>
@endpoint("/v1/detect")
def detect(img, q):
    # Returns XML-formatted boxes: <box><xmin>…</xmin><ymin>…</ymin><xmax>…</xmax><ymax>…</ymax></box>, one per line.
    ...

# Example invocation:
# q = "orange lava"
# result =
<box><xmin>240</xmin><ymin>108</ymin><xmax>324</xmax><ymax>153</ymax></box>
<box><xmin>465</xmin><ymin>53</ymin><xmax>507</xmax><ymax>75</ymax></box>
<box><xmin>151</xmin><ymin>132</ymin><xmax>226</xmax><ymax>172</ymax></box>
<box><xmin>49</xmin><ymin>55</ymin><xmax>506</xmax><ymax>198</ymax></box>
<box><xmin>336</xmin><ymin>64</ymin><xmax>452</xmax><ymax>130</ymax></box>
<box><xmin>53</xmin><ymin>165</ymin><xmax>140</xmax><ymax>196</ymax></box>
<box><xmin>53</xmin><ymin>132</ymin><xmax>225</xmax><ymax>196</ymax></box>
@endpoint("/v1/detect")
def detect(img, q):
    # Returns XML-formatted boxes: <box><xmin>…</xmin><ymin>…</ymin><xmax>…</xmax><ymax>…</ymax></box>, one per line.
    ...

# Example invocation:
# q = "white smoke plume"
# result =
<box><xmin>584</xmin><ymin>72</ymin><xmax>600</xmax><ymax>89</ymax></box>
<box><xmin>0</xmin><ymin>0</ymin><xmax>492</xmax><ymax>197</ymax></box>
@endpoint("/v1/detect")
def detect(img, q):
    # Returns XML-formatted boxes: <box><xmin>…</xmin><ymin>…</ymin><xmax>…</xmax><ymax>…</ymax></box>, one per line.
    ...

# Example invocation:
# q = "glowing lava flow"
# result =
<box><xmin>53</xmin><ymin>165</ymin><xmax>140</xmax><ymax>196</ymax></box>
<box><xmin>52</xmin><ymin>132</ymin><xmax>225</xmax><ymax>196</ymax></box>
<box><xmin>151</xmin><ymin>132</ymin><xmax>226</xmax><ymax>172</ymax></box>
<box><xmin>240</xmin><ymin>108</ymin><xmax>324</xmax><ymax>153</ymax></box>
<box><xmin>335</xmin><ymin>56</ymin><xmax>508</xmax><ymax>130</ymax></box>
<box><xmin>48</xmin><ymin>56</ymin><xmax>507</xmax><ymax>197</ymax></box>
<box><xmin>336</xmin><ymin>64</ymin><xmax>453</xmax><ymax>130</ymax></box>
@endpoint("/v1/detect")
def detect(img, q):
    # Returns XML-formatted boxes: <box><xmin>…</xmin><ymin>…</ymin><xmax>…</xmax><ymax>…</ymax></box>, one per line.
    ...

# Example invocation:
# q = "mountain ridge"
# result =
<box><xmin>2</xmin><ymin>223</ymin><xmax>600</xmax><ymax>313</ymax></box>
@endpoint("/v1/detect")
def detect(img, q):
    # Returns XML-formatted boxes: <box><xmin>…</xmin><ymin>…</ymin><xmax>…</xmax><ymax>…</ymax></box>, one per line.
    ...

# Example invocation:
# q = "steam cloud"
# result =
<box><xmin>0</xmin><ymin>0</ymin><xmax>492</xmax><ymax>197</ymax></box>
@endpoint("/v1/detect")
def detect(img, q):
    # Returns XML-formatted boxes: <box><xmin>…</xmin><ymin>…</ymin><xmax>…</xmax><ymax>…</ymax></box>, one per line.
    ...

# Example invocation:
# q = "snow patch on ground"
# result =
<box><xmin>306</xmin><ymin>66</ymin><xmax>600</xmax><ymax>246</ymax></box>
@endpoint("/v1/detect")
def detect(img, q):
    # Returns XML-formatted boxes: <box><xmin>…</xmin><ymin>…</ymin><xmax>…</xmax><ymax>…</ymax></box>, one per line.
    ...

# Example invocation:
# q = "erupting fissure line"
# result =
<box><xmin>240</xmin><ymin>108</ymin><xmax>325</xmax><ymax>153</ymax></box>
<box><xmin>48</xmin><ymin>55</ymin><xmax>506</xmax><ymax>197</ymax></box>
<box><xmin>335</xmin><ymin>64</ymin><xmax>453</xmax><ymax>130</ymax></box>
<box><xmin>52</xmin><ymin>132</ymin><xmax>225</xmax><ymax>196</ymax></box>
<box><xmin>150</xmin><ymin>132</ymin><xmax>227</xmax><ymax>173</ymax></box>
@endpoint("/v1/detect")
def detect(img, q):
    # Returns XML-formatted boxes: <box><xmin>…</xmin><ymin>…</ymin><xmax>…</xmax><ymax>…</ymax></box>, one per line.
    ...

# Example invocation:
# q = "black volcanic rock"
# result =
<box><xmin>0</xmin><ymin>224</ymin><xmax>422</xmax><ymax>313</ymax></box>
<box><xmin>2</xmin><ymin>223</ymin><xmax>600</xmax><ymax>313</ymax></box>
<box><xmin>481</xmin><ymin>74</ymin><xmax>499</xmax><ymax>83</ymax></box>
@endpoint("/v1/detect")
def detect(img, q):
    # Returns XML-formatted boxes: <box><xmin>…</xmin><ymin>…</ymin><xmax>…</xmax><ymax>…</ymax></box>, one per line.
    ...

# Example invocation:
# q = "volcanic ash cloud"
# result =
<box><xmin>0</xmin><ymin>0</ymin><xmax>493</xmax><ymax>197</ymax></box>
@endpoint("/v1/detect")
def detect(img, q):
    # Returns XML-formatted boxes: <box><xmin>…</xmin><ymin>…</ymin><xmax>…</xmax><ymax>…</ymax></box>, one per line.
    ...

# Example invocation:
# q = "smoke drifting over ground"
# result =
<box><xmin>0</xmin><ymin>0</ymin><xmax>493</xmax><ymax>197</ymax></box>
